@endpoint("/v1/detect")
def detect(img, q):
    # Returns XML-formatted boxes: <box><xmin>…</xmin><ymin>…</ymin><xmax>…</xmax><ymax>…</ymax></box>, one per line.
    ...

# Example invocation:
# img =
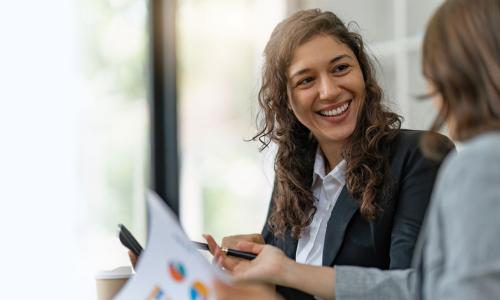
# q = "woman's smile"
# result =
<box><xmin>317</xmin><ymin>100</ymin><xmax>352</xmax><ymax>123</ymax></box>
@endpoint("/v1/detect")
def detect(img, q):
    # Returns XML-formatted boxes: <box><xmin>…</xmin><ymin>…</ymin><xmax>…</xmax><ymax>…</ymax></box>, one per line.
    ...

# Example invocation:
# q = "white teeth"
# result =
<box><xmin>320</xmin><ymin>102</ymin><xmax>349</xmax><ymax>117</ymax></box>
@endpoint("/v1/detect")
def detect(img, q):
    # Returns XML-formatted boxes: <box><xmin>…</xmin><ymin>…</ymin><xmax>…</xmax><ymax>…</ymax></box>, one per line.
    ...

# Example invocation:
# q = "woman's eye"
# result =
<box><xmin>297</xmin><ymin>77</ymin><xmax>314</xmax><ymax>87</ymax></box>
<box><xmin>333</xmin><ymin>64</ymin><xmax>350</xmax><ymax>74</ymax></box>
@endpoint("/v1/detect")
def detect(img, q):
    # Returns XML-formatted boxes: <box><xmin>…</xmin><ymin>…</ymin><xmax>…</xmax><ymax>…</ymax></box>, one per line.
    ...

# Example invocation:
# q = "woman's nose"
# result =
<box><xmin>318</xmin><ymin>75</ymin><xmax>341</xmax><ymax>100</ymax></box>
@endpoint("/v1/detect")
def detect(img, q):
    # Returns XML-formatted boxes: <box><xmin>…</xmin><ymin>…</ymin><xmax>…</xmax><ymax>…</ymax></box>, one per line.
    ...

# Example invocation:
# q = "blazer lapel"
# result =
<box><xmin>268</xmin><ymin>229</ymin><xmax>299</xmax><ymax>260</ymax></box>
<box><xmin>322</xmin><ymin>186</ymin><xmax>359</xmax><ymax>266</ymax></box>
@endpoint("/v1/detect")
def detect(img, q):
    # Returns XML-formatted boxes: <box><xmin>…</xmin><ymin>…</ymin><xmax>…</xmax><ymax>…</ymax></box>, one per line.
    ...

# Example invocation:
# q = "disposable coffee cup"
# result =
<box><xmin>95</xmin><ymin>266</ymin><xmax>133</xmax><ymax>300</ymax></box>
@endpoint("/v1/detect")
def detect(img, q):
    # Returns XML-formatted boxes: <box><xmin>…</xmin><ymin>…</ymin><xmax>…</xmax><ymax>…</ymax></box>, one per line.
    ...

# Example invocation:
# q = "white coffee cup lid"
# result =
<box><xmin>95</xmin><ymin>266</ymin><xmax>133</xmax><ymax>280</ymax></box>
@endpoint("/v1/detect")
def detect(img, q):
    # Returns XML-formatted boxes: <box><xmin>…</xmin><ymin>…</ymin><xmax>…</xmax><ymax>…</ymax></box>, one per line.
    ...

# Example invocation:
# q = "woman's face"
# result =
<box><xmin>286</xmin><ymin>34</ymin><xmax>366</xmax><ymax>149</ymax></box>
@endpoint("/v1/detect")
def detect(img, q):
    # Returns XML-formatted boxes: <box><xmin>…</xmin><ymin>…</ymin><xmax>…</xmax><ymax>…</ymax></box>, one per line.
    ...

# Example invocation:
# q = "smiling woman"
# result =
<box><xmin>255</xmin><ymin>9</ymin><xmax>420</xmax><ymax>241</ymax></box>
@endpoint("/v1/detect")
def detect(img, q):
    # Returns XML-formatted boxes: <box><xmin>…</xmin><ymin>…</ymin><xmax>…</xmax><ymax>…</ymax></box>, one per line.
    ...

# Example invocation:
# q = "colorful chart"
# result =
<box><xmin>168</xmin><ymin>261</ymin><xmax>186</xmax><ymax>282</ymax></box>
<box><xmin>190</xmin><ymin>280</ymin><xmax>209</xmax><ymax>300</ymax></box>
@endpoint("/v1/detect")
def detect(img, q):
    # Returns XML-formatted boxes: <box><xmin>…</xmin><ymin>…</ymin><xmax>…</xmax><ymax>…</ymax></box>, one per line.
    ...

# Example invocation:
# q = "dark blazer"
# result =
<box><xmin>261</xmin><ymin>129</ymin><xmax>452</xmax><ymax>300</ymax></box>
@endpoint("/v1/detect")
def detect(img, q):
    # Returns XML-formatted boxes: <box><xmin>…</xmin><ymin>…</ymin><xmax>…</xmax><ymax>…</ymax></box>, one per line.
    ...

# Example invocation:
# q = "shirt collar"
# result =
<box><xmin>312</xmin><ymin>147</ymin><xmax>347</xmax><ymax>186</ymax></box>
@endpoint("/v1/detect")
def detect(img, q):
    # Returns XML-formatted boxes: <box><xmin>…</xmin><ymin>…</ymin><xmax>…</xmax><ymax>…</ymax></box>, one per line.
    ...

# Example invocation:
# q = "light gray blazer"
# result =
<box><xmin>335</xmin><ymin>132</ymin><xmax>500</xmax><ymax>300</ymax></box>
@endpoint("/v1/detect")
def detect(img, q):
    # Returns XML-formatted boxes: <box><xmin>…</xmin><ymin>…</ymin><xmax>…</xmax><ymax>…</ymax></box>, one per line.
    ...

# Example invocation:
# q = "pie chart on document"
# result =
<box><xmin>190</xmin><ymin>280</ymin><xmax>209</xmax><ymax>300</ymax></box>
<box><xmin>168</xmin><ymin>261</ymin><xmax>186</xmax><ymax>282</ymax></box>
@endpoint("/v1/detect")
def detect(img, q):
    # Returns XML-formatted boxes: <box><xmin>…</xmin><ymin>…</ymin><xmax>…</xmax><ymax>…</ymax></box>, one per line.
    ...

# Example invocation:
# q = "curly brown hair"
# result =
<box><xmin>253</xmin><ymin>9</ymin><xmax>402</xmax><ymax>239</ymax></box>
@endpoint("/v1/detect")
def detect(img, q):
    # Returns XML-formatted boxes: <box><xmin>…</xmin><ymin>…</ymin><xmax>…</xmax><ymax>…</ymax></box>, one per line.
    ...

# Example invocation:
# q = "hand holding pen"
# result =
<box><xmin>204</xmin><ymin>234</ymin><xmax>292</xmax><ymax>286</ymax></box>
<box><xmin>202</xmin><ymin>233</ymin><xmax>264</xmax><ymax>271</ymax></box>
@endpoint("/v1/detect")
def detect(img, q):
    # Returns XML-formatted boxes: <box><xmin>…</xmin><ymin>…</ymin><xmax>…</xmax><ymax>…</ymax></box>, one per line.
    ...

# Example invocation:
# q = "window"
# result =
<box><xmin>77</xmin><ymin>0</ymin><xmax>149</xmax><ymax>294</ymax></box>
<box><xmin>0</xmin><ymin>1</ymin><xmax>148</xmax><ymax>298</ymax></box>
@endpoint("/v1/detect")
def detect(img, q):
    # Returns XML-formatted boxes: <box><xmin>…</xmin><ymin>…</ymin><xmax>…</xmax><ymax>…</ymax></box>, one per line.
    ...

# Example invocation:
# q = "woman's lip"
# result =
<box><xmin>316</xmin><ymin>100</ymin><xmax>352</xmax><ymax>114</ymax></box>
<box><xmin>317</xmin><ymin>100</ymin><xmax>352</xmax><ymax>122</ymax></box>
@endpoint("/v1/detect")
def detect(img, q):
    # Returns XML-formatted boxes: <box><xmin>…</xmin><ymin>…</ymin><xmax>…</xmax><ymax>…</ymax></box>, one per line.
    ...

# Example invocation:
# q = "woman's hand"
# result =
<box><xmin>226</xmin><ymin>241</ymin><xmax>336</xmax><ymax>300</ymax></box>
<box><xmin>214</xmin><ymin>280</ymin><xmax>282</xmax><ymax>300</ymax></box>
<box><xmin>224</xmin><ymin>241</ymin><xmax>293</xmax><ymax>286</ymax></box>
<box><xmin>203</xmin><ymin>233</ymin><xmax>264</xmax><ymax>271</ymax></box>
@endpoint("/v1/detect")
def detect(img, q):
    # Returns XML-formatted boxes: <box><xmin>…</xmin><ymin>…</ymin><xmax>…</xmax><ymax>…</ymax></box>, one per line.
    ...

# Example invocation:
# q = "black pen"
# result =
<box><xmin>193</xmin><ymin>241</ymin><xmax>257</xmax><ymax>260</ymax></box>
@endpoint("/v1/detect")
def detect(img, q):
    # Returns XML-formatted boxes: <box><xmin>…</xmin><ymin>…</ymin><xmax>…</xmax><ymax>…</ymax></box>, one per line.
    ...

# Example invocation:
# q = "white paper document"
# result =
<box><xmin>115</xmin><ymin>192</ymin><xmax>230</xmax><ymax>300</ymax></box>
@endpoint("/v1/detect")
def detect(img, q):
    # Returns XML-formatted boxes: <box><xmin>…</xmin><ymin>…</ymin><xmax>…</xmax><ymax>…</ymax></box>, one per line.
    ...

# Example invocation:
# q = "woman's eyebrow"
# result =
<box><xmin>330</xmin><ymin>54</ymin><xmax>351</xmax><ymax>65</ymax></box>
<box><xmin>289</xmin><ymin>54</ymin><xmax>352</xmax><ymax>80</ymax></box>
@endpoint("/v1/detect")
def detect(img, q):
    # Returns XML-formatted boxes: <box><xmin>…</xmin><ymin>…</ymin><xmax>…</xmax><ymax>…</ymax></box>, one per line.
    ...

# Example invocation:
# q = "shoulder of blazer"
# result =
<box><xmin>390</xmin><ymin>129</ymin><xmax>453</xmax><ymax>168</ymax></box>
<box><xmin>392</xmin><ymin>129</ymin><xmax>425</xmax><ymax>157</ymax></box>
<box><xmin>382</xmin><ymin>129</ymin><xmax>452</xmax><ymax>208</ymax></box>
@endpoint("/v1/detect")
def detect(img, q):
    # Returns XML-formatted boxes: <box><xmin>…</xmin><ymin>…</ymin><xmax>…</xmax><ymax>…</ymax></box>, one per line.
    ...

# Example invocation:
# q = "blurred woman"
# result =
<box><xmin>214</xmin><ymin>0</ymin><xmax>500</xmax><ymax>299</ymax></box>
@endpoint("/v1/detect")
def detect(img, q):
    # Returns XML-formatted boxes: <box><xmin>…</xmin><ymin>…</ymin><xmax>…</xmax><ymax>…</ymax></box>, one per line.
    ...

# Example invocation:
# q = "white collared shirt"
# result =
<box><xmin>295</xmin><ymin>148</ymin><xmax>346</xmax><ymax>266</ymax></box>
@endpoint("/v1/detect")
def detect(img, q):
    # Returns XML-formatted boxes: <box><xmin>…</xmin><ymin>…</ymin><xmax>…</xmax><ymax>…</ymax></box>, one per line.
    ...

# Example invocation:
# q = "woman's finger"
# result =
<box><xmin>214</xmin><ymin>248</ymin><xmax>232</xmax><ymax>272</ymax></box>
<box><xmin>235</xmin><ymin>241</ymin><xmax>264</xmax><ymax>254</ymax></box>
<box><xmin>203</xmin><ymin>234</ymin><xmax>220</xmax><ymax>255</ymax></box>
<box><xmin>212</xmin><ymin>247</ymin><xmax>222</xmax><ymax>265</ymax></box>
